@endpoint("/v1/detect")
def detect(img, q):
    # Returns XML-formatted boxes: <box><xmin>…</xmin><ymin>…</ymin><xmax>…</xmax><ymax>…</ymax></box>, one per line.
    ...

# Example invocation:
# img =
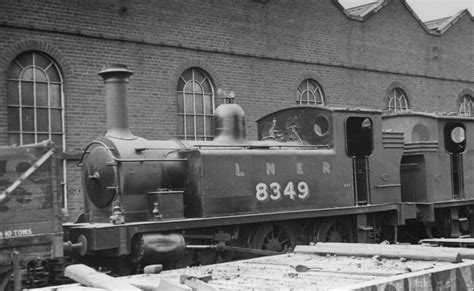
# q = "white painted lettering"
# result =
<box><xmin>322</xmin><ymin>162</ymin><xmax>330</xmax><ymax>174</ymax></box>
<box><xmin>235</xmin><ymin>163</ymin><xmax>245</xmax><ymax>176</ymax></box>
<box><xmin>296</xmin><ymin>162</ymin><xmax>304</xmax><ymax>175</ymax></box>
<box><xmin>266</xmin><ymin>162</ymin><xmax>276</xmax><ymax>176</ymax></box>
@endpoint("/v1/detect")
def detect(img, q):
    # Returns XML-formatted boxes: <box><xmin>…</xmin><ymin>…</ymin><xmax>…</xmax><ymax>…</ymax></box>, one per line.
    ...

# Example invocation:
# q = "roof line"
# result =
<box><xmin>332</xmin><ymin>0</ymin><xmax>474</xmax><ymax>36</ymax></box>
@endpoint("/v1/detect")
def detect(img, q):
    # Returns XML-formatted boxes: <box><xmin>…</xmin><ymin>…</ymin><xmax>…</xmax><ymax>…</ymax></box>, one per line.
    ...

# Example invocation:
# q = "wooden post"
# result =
<box><xmin>12</xmin><ymin>251</ymin><xmax>21</xmax><ymax>291</ymax></box>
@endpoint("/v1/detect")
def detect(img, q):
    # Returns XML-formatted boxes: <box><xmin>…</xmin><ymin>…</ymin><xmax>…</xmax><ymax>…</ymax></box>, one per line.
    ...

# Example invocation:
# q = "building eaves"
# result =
<box><xmin>427</xmin><ymin>9</ymin><xmax>470</xmax><ymax>34</ymax></box>
<box><xmin>346</xmin><ymin>1</ymin><xmax>379</xmax><ymax>17</ymax></box>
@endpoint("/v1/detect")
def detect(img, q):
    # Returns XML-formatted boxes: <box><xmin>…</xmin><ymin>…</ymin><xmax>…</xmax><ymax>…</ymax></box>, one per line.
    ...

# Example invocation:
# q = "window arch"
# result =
<box><xmin>297</xmin><ymin>79</ymin><xmax>325</xmax><ymax>106</ymax></box>
<box><xmin>7</xmin><ymin>51</ymin><xmax>64</xmax><ymax>148</ymax></box>
<box><xmin>386</xmin><ymin>87</ymin><xmax>409</xmax><ymax>112</ymax></box>
<box><xmin>177</xmin><ymin>67</ymin><xmax>215</xmax><ymax>140</ymax></box>
<box><xmin>459</xmin><ymin>94</ymin><xmax>474</xmax><ymax>117</ymax></box>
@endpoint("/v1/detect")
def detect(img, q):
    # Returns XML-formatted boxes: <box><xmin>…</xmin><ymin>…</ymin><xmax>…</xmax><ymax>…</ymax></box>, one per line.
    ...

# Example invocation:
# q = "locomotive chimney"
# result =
<box><xmin>98</xmin><ymin>64</ymin><xmax>135</xmax><ymax>139</ymax></box>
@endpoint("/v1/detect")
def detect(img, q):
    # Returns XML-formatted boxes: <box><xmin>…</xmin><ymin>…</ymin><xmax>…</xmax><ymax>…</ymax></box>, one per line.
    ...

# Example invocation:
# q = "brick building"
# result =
<box><xmin>0</xmin><ymin>0</ymin><xmax>473</xmax><ymax>220</ymax></box>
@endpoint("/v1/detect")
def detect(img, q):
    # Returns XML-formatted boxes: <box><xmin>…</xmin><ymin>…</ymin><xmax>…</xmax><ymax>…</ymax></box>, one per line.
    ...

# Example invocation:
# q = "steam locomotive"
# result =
<box><xmin>59</xmin><ymin>64</ymin><xmax>474</xmax><ymax>273</ymax></box>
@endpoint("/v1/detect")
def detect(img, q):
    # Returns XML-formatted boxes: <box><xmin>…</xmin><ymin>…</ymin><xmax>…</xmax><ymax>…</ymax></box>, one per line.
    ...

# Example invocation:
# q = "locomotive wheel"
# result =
<box><xmin>250</xmin><ymin>223</ymin><xmax>298</xmax><ymax>252</ymax></box>
<box><xmin>314</xmin><ymin>218</ymin><xmax>355</xmax><ymax>242</ymax></box>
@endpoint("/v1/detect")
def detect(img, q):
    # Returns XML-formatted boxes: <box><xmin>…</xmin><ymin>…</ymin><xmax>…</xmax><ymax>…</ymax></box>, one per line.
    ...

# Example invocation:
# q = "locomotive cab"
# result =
<box><xmin>345</xmin><ymin>116</ymin><xmax>373</xmax><ymax>205</ymax></box>
<box><xmin>383</xmin><ymin>112</ymin><xmax>474</xmax><ymax>238</ymax></box>
<box><xmin>257</xmin><ymin>106</ymin><xmax>404</xmax><ymax>207</ymax></box>
<box><xmin>383</xmin><ymin>112</ymin><xmax>474</xmax><ymax>203</ymax></box>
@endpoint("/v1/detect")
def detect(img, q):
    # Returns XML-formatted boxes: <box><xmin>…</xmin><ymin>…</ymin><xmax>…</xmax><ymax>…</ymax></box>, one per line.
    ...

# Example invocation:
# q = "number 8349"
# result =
<box><xmin>255</xmin><ymin>181</ymin><xmax>309</xmax><ymax>202</ymax></box>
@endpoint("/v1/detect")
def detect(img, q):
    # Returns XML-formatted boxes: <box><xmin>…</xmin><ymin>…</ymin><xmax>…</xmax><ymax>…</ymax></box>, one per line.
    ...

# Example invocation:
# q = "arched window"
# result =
<box><xmin>7</xmin><ymin>51</ymin><xmax>64</xmax><ymax>148</ymax></box>
<box><xmin>459</xmin><ymin>94</ymin><xmax>473</xmax><ymax>117</ymax></box>
<box><xmin>177</xmin><ymin>67</ymin><xmax>215</xmax><ymax>140</ymax></box>
<box><xmin>386</xmin><ymin>88</ymin><xmax>409</xmax><ymax>112</ymax></box>
<box><xmin>7</xmin><ymin>51</ymin><xmax>66</xmax><ymax>208</ymax></box>
<box><xmin>297</xmin><ymin>79</ymin><xmax>325</xmax><ymax>106</ymax></box>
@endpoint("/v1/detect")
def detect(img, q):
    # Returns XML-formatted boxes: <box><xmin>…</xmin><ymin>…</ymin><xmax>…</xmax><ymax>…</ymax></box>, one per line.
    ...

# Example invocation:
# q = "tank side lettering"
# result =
<box><xmin>296</xmin><ymin>162</ymin><xmax>304</xmax><ymax>175</ymax></box>
<box><xmin>256</xmin><ymin>181</ymin><xmax>309</xmax><ymax>202</ymax></box>
<box><xmin>235</xmin><ymin>163</ymin><xmax>245</xmax><ymax>176</ymax></box>
<box><xmin>323</xmin><ymin>162</ymin><xmax>330</xmax><ymax>174</ymax></box>
<box><xmin>266</xmin><ymin>162</ymin><xmax>276</xmax><ymax>176</ymax></box>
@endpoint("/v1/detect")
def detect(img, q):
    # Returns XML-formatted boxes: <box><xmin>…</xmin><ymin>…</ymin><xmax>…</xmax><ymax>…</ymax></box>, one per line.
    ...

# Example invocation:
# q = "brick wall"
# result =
<box><xmin>0</xmin><ymin>0</ymin><xmax>473</xmax><ymax>219</ymax></box>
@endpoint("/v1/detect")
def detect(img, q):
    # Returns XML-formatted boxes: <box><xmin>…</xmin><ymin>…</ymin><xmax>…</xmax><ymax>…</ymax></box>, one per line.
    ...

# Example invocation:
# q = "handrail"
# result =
<box><xmin>77</xmin><ymin>141</ymin><xmax>187</xmax><ymax>166</ymax></box>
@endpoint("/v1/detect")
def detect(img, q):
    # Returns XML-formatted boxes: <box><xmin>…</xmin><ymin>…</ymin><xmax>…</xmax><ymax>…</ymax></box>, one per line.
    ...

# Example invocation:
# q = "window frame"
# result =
<box><xmin>459</xmin><ymin>94</ymin><xmax>473</xmax><ymax>117</ymax></box>
<box><xmin>176</xmin><ymin>67</ymin><xmax>215</xmax><ymax>140</ymax></box>
<box><xmin>6</xmin><ymin>50</ymin><xmax>66</xmax><ymax>208</ymax></box>
<box><xmin>386</xmin><ymin>87</ymin><xmax>409</xmax><ymax>112</ymax></box>
<box><xmin>296</xmin><ymin>79</ymin><xmax>325</xmax><ymax>106</ymax></box>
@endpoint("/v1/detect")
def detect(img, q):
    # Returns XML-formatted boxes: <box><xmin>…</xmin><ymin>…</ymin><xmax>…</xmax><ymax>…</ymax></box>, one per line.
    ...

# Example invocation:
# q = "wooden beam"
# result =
<box><xmin>64</xmin><ymin>264</ymin><xmax>141</xmax><ymax>291</ymax></box>
<box><xmin>294</xmin><ymin>243</ymin><xmax>462</xmax><ymax>263</ymax></box>
<box><xmin>343</xmin><ymin>261</ymin><xmax>474</xmax><ymax>290</ymax></box>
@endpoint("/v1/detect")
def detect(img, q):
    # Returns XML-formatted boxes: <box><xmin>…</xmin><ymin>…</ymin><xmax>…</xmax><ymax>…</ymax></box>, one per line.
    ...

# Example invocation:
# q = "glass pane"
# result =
<box><xmin>184</xmin><ymin>81</ymin><xmax>194</xmax><ymax>93</ymax></box>
<box><xmin>50</xmin><ymin>84</ymin><xmax>61</xmax><ymax>107</ymax></box>
<box><xmin>8</xmin><ymin>134</ymin><xmax>20</xmax><ymax>146</ymax></box>
<box><xmin>35</xmin><ymin>69</ymin><xmax>48</xmax><ymax>82</ymax></box>
<box><xmin>184</xmin><ymin>93</ymin><xmax>194</xmax><ymax>114</ymax></box>
<box><xmin>7</xmin><ymin>62</ymin><xmax>22</xmax><ymax>79</ymax></box>
<box><xmin>21</xmin><ymin>82</ymin><xmax>34</xmax><ymax>105</ymax></box>
<box><xmin>196</xmin><ymin>117</ymin><xmax>204</xmax><ymax>136</ymax></box>
<box><xmin>193</xmin><ymin>69</ymin><xmax>205</xmax><ymax>83</ymax></box>
<box><xmin>7</xmin><ymin>81</ymin><xmax>19</xmax><ymax>105</ymax></box>
<box><xmin>7</xmin><ymin>107</ymin><xmax>20</xmax><ymax>131</ymax></box>
<box><xmin>195</xmin><ymin>94</ymin><xmax>204</xmax><ymax>114</ymax></box>
<box><xmin>303</xmin><ymin>92</ymin><xmax>310</xmax><ymax>104</ymax></box>
<box><xmin>51</xmin><ymin>134</ymin><xmax>63</xmax><ymax>149</ymax></box>
<box><xmin>206</xmin><ymin>116</ymin><xmax>213</xmax><ymax>136</ymax></box>
<box><xmin>23</xmin><ymin>134</ymin><xmax>35</xmax><ymax>144</ymax></box>
<box><xmin>177</xmin><ymin>93</ymin><xmax>183</xmax><ymax>111</ymax></box>
<box><xmin>203</xmin><ymin>95</ymin><xmax>212</xmax><ymax>114</ymax></box>
<box><xmin>37</xmin><ymin>108</ymin><xmax>49</xmax><ymax>132</ymax></box>
<box><xmin>315</xmin><ymin>90</ymin><xmax>322</xmax><ymax>101</ymax></box>
<box><xmin>34</xmin><ymin>53</ymin><xmax>50</xmax><ymax>69</ymax></box>
<box><xmin>51</xmin><ymin>109</ymin><xmax>62</xmax><ymax>132</ymax></box>
<box><xmin>37</xmin><ymin>83</ymin><xmax>48</xmax><ymax>106</ymax></box>
<box><xmin>16</xmin><ymin>53</ymin><xmax>32</xmax><ymax>68</ymax></box>
<box><xmin>186</xmin><ymin>116</ymin><xmax>194</xmax><ymax>137</ymax></box>
<box><xmin>181</xmin><ymin>69</ymin><xmax>192</xmax><ymax>82</ymax></box>
<box><xmin>177</xmin><ymin>77</ymin><xmax>185</xmax><ymax>91</ymax></box>
<box><xmin>22</xmin><ymin>108</ymin><xmax>35</xmax><ymax>131</ymax></box>
<box><xmin>193</xmin><ymin>82</ymin><xmax>203</xmax><ymax>94</ymax></box>
<box><xmin>38</xmin><ymin>134</ymin><xmax>49</xmax><ymax>143</ymax></box>
<box><xmin>201</xmin><ymin>79</ymin><xmax>212</xmax><ymax>94</ymax></box>
<box><xmin>22</xmin><ymin>67</ymin><xmax>34</xmax><ymax>81</ymax></box>
<box><xmin>177</xmin><ymin>115</ymin><xmax>184</xmax><ymax>136</ymax></box>
<box><xmin>47</xmin><ymin>67</ymin><xmax>60</xmax><ymax>82</ymax></box>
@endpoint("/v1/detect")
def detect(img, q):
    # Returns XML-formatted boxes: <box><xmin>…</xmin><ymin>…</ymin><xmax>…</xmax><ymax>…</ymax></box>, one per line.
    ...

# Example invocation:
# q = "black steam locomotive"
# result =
<box><xmin>60</xmin><ymin>64</ymin><xmax>474</xmax><ymax>272</ymax></box>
